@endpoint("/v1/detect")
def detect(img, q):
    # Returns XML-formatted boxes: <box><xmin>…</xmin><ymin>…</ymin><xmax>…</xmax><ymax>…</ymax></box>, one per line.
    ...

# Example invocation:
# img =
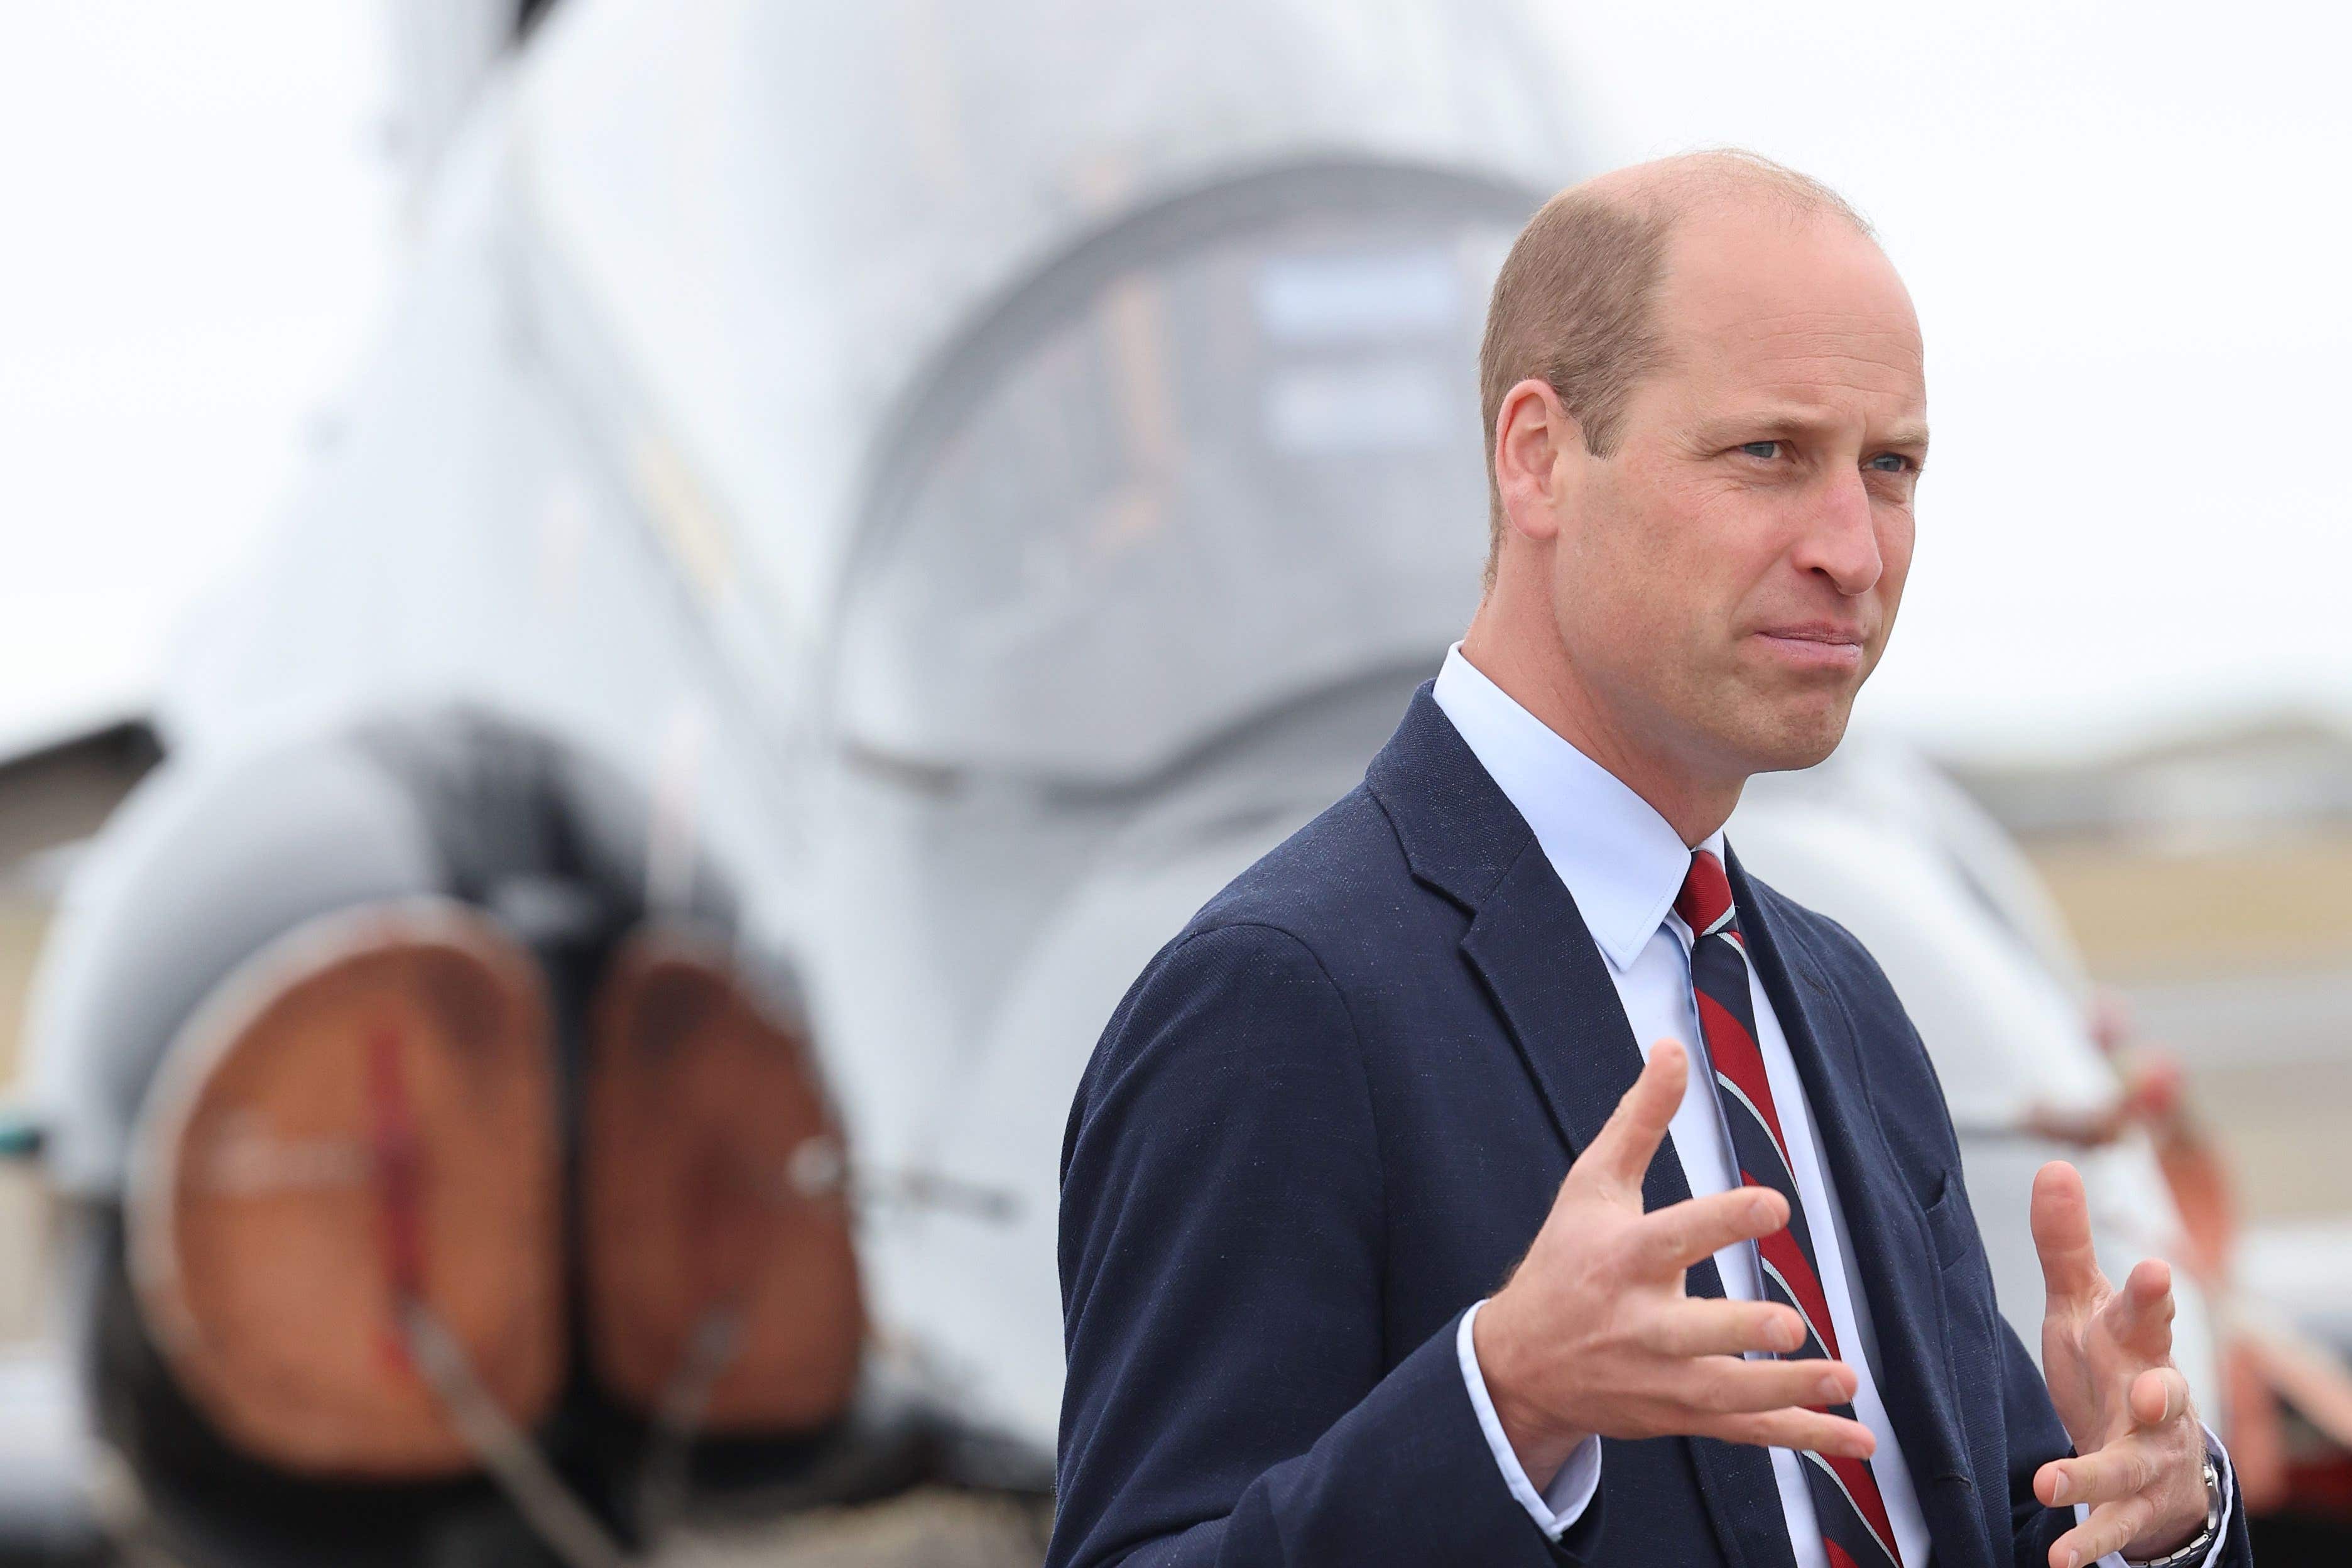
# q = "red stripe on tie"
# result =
<box><xmin>1675</xmin><ymin>849</ymin><xmax>1736</xmax><ymax>934</ymax></box>
<box><xmin>1695</xmin><ymin>990</ymin><xmax>1785</xmax><ymax>1148</ymax></box>
<box><xmin>1756</xmin><ymin>1219</ymin><xmax>1839</xmax><ymax>1363</ymax></box>
<box><xmin>1826</xmin><ymin>1452</ymin><xmax>1900</xmax><ymax>1561</ymax></box>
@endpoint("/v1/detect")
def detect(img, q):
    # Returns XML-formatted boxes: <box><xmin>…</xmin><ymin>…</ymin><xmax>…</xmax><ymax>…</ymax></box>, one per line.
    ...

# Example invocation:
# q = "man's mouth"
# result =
<box><xmin>1751</xmin><ymin>623</ymin><xmax>1867</xmax><ymax>671</ymax></box>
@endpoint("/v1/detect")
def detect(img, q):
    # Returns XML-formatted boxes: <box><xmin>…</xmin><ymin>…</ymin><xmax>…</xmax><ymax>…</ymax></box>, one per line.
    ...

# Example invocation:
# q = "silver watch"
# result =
<box><xmin>2126</xmin><ymin>1453</ymin><xmax>2223</xmax><ymax>1568</ymax></box>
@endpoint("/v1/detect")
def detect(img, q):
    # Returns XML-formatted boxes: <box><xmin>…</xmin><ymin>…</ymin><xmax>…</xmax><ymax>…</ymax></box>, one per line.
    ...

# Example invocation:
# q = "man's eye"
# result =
<box><xmin>1738</xmin><ymin>440</ymin><xmax>1780</xmax><ymax>460</ymax></box>
<box><xmin>1867</xmin><ymin>452</ymin><xmax>1914</xmax><ymax>474</ymax></box>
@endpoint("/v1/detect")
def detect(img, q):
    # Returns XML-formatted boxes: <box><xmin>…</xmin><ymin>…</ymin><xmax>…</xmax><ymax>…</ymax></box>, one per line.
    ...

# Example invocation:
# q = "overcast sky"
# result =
<box><xmin>0</xmin><ymin>1</ymin><xmax>393</xmax><ymax>754</ymax></box>
<box><xmin>1</xmin><ymin>1</ymin><xmax>2346</xmax><ymax>764</ymax></box>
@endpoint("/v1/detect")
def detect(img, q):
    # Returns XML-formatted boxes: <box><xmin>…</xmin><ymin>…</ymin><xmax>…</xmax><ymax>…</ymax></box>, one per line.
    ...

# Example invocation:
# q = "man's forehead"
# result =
<box><xmin>1658</xmin><ymin>208</ymin><xmax>1920</xmax><ymax>351</ymax></box>
<box><xmin>1652</xmin><ymin>213</ymin><xmax>1925</xmax><ymax>413</ymax></box>
<box><xmin>1694</xmin><ymin>313</ymin><xmax>1927</xmax><ymax>400</ymax></box>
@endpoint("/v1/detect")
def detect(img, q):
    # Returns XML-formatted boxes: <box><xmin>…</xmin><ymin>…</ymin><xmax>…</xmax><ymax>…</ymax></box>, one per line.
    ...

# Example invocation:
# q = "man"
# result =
<box><xmin>1050</xmin><ymin>152</ymin><xmax>2247</xmax><ymax>1568</ymax></box>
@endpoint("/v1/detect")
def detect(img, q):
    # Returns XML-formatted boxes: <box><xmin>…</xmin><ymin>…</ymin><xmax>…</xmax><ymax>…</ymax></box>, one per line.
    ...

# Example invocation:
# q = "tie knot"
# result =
<box><xmin>1676</xmin><ymin>849</ymin><xmax>1737</xmax><ymax>937</ymax></box>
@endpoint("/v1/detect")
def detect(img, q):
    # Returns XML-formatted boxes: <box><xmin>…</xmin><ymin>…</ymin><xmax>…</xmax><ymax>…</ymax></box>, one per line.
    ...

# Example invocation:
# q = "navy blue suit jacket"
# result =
<box><xmin>1050</xmin><ymin>687</ymin><xmax>2251</xmax><ymax>1568</ymax></box>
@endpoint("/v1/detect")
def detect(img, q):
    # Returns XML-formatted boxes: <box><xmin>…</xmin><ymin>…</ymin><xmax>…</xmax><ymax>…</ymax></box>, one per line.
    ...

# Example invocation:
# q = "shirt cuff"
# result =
<box><xmin>2081</xmin><ymin>1424</ymin><xmax>2232</xmax><ymax>1568</ymax></box>
<box><xmin>1457</xmin><ymin>1299</ymin><xmax>1604</xmax><ymax>1539</ymax></box>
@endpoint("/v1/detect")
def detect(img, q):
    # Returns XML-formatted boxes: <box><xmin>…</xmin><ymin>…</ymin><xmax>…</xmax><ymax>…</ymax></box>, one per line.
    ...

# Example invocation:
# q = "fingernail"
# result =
<box><xmin>2049</xmin><ymin>1473</ymin><xmax>2069</xmax><ymax>1504</ymax></box>
<box><xmin>1817</xmin><ymin>1372</ymin><xmax>1844</xmax><ymax>1400</ymax></box>
<box><xmin>2066</xmin><ymin>1551</ymin><xmax>2080</xmax><ymax>1568</ymax></box>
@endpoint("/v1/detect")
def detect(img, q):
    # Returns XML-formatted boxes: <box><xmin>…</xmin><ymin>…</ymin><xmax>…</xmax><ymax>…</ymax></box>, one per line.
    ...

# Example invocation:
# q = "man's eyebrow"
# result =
<box><xmin>1695</xmin><ymin>409</ymin><xmax>1931</xmax><ymax>449</ymax></box>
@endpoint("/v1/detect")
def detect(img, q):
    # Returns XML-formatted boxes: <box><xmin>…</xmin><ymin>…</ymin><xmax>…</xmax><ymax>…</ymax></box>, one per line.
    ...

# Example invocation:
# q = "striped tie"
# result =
<box><xmin>1677</xmin><ymin>849</ymin><xmax>1902</xmax><ymax>1568</ymax></box>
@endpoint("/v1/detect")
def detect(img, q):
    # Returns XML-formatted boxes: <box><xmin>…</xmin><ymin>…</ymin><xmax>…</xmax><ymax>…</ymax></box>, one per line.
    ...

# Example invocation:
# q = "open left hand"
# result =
<box><xmin>2030</xmin><ymin>1160</ymin><xmax>2210</xmax><ymax>1567</ymax></box>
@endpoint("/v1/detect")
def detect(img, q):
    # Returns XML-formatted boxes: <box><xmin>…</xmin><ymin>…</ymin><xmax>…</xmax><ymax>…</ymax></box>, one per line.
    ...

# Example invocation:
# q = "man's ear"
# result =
<box><xmin>1493</xmin><ymin>378</ymin><xmax>1579</xmax><ymax>546</ymax></box>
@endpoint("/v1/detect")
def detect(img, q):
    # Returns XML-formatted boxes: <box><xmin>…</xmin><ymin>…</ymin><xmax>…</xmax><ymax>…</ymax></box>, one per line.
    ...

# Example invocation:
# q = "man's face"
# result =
<box><xmin>1552</xmin><ymin>207</ymin><xmax>1926</xmax><ymax>780</ymax></box>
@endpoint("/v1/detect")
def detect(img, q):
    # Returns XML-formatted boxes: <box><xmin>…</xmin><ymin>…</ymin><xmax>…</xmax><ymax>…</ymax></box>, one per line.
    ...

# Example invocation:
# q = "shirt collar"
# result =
<box><xmin>1430</xmin><ymin>643</ymin><xmax>1724</xmax><ymax>972</ymax></box>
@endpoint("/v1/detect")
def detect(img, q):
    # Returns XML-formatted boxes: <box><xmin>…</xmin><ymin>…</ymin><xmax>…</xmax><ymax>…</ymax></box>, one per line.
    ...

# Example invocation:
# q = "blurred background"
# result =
<box><xmin>1</xmin><ymin>1</ymin><xmax>2348</xmax><ymax>1563</ymax></box>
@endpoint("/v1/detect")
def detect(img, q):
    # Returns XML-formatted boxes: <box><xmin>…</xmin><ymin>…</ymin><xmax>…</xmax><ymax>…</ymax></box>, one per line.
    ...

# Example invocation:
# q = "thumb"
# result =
<box><xmin>1576</xmin><ymin>1040</ymin><xmax>1686</xmax><ymax>1197</ymax></box>
<box><xmin>2030</xmin><ymin>1160</ymin><xmax>2104</xmax><ymax>1305</ymax></box>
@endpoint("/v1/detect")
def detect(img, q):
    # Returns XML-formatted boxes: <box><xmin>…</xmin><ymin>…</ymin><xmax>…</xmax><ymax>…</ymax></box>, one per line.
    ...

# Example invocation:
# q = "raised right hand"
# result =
<box><xmin>1471</xmin><ymin>1040</ymin><xmax>1879</xmax><ymax>1484</ymax></box>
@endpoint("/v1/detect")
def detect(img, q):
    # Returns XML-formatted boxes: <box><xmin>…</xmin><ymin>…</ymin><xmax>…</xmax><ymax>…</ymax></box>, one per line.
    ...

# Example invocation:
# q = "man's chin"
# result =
<box><xmin>1734</xmin><ymin>699</ymin><xmax>1856</xmax><ymax>776</ymax></box>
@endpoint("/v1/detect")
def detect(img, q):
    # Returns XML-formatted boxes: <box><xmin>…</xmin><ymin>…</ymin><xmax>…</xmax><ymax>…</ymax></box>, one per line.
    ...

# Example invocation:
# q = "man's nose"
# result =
<box><xmin>1795</xmin><ymin>471</ymin><xmax>1884</xmax><ymax>596</ymax></box>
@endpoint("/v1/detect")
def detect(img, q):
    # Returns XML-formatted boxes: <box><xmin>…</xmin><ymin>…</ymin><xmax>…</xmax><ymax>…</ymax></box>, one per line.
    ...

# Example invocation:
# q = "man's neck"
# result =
<box><xmin>1457</xmin><ymin>621</ymin><xmax>1741</xmax><ymax>849</ymax></box>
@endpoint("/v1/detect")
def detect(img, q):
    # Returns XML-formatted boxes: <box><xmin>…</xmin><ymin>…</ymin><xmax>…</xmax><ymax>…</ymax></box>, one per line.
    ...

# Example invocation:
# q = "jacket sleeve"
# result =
<box><xmin>1047</xmin><ymin>921</ymin><xmax>1592</xmax><ymax>1568</ymax></box>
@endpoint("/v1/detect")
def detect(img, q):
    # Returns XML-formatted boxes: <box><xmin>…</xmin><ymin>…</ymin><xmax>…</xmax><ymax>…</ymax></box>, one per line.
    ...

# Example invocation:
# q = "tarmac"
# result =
<box><xmin>654</xmin><ymin>1491</ymin><xmax>1048</xmax><ymax>1568</ymax></box>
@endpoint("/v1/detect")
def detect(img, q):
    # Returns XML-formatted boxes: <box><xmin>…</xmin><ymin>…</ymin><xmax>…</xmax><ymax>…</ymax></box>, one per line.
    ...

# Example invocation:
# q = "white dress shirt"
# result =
<box><xmin>1435</xmin><ymin>646</ymin><xmax>2230</xmax><ymax>1567</ymax></box>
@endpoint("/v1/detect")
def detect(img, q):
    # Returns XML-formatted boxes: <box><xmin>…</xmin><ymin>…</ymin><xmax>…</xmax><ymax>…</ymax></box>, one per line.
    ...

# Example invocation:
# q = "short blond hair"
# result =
<box><xmin>1476</xmin><ymin>150</ymin><xmax>1871</xmax><ymax>586</ymax></box>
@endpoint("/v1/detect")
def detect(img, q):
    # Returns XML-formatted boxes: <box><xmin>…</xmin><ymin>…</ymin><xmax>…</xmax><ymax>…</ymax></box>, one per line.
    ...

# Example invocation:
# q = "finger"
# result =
<box><xmin>1676</xmin><ymin>1354</ymin><xmax>1859</xmax><ymax>1417</ymax></box>
<box><xmin>1701</xmin><ymin>1405</ymin><xmax>1878</xmax><ymax>1459</ymax></box>
<box><xmin>2128</xmin><ymin>1366</ymin><xmax>2191</xmax><ymax>1430</ymax></box>
<box><xmin>1577</xmin><ymin>1040</ymin><xmax>1687</xmax><ymax>1193</ymax></box>
<box><xmin>2049</xmin><ymin>1496</ymin><xmax>2153</xmax><ymax>1568</ymax></box>
<box><xmin>2030</xmin><ymin>1161</ymin><xmax>2106</xmax><ymax>1306</ymax></box>
<box><xmin>2101</xmin><ymin>1258</ymin><xmax>2177</xmax><ymax>1363</ymax></box>
<box><xmin>1627</xmin><ymin>1186</ymin><xmax>1790</xmax><ymax>1277</ymax></box>
<box><xmin>1643</xmin><ymin>1298</ymin><xmax>1806</xmax><ymax>1358</ymax></box>
<box><xmin>2036</xmin><ymin>1437</ymin><xmax>2159</xmax><ymax>1509</ymax></box>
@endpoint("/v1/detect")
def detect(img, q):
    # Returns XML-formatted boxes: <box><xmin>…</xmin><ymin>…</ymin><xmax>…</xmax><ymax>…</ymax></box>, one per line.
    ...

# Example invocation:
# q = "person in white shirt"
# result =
<box><xmin>1050</xmin><ymin>150</ymin><xmax>2243</xmax><ymax>1568</ymax></box>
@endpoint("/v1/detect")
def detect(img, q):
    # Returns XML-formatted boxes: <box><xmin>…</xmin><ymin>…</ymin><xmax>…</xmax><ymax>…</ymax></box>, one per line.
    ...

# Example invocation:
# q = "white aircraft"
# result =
<box><xmin>7</xmin><ymin>1</ymin><xmax>2218</xmax><ymax>1562</ymax></box>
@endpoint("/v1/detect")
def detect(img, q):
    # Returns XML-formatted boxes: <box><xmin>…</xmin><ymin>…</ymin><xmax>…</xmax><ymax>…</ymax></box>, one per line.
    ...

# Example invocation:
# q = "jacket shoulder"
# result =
<box><xmin>1179</xmin><ymin>782</ymin><xmax>1427</xmax><ymax>960</ymax></box>
<box><xmin>1062</xmin><ymin>785</ymin><xmax>1433</xmax><ymax>1158</ymax></box>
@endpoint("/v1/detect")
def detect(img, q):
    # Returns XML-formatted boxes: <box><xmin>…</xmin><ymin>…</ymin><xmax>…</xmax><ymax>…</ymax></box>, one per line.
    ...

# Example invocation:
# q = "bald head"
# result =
<box><xmin>1572</xmin><ymin>148</ymin><xmax>1873</xmax><ymax>234</ymax></box>
<box><xmin>1476</xmin><ymin>151</ymin><xmax>1876</xmax><ymax>584</ymax></box>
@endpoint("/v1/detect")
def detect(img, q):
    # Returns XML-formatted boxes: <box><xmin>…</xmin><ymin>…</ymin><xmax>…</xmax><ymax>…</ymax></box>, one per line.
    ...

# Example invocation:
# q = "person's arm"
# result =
<box><xmin>1048</xmin><ymin>922</ymin><xmax>1589</xmax><ymax>1568</ymax></box>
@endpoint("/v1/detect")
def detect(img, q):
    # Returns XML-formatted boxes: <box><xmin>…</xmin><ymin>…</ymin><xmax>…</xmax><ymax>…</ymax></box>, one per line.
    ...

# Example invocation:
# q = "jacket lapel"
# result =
<box><xmin>1729</xmin><ymin>852</ymin><xmax>1991</xmax><ymax>1568</ymax></box>
<box><xmin>1369</xmin><ymin>690</ymin><xmax>1794</xmax><ymax>1568</ymax></box>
